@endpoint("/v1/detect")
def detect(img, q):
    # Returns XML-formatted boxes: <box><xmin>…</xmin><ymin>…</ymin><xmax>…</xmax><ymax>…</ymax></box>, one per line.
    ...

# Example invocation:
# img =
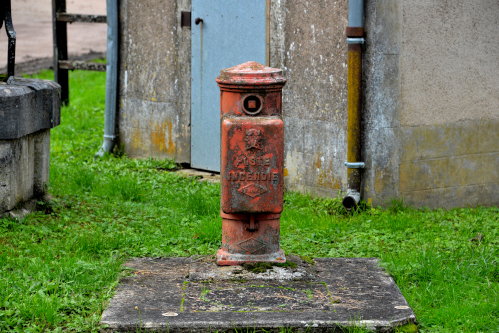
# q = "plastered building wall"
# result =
<box><xmin>117</xmin><ymin>0</ymin><xmax>499</xmax><ymax>208</ymax></box>
<box><xmin>118</xmin><ymin>0</ymin><xmax>191</xmax><ymax>162</ymax></box>
<box><xmin>363</xmin><ymin>0</ymin><xmax>499</xmax><ymax>207</ymax></box>
<box><xmin>117</xmin><ymin>0</ymin><xmax>350</xmax><ymax>199</ymax></box>
<box><xmin>272</xmin><ymin>0</ymin><xmax>349</xmax><ymax>197</ymax></box>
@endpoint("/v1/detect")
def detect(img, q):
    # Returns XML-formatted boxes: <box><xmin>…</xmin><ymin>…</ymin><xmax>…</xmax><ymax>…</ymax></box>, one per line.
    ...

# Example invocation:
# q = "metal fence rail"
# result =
<box><xmin>52</xmin><ymin>0</ymin><xmax>107</xmax><ymax>105</ymax></box>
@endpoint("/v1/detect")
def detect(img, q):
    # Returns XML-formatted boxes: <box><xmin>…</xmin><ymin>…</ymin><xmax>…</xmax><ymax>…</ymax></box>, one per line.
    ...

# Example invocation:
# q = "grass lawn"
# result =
<box><xmin>0</xmin><ymin>69</ymin><xmax>498</xmax><ymax>332</ymax></box>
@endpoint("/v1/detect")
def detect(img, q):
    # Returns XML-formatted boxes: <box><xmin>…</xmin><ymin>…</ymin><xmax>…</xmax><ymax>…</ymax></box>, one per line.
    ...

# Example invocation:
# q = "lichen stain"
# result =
<box><xmin>150</xmin><ymin>119</ymin><xmax>176</xmax><ymax>155</ymax></box>
<box><xmin>374</xmin><ymin>168</ymin><xmax>386</xmax><ymax>195</ymax></box>
<box><xmin>285</xmin><ymin>151</ymin><xmax>304</xmax><ymax>185</ymax></box>
<box><xmin>131</xmin><ymin>126</ymin><xmax>146</xmax><ymax>150</ymax></box>
<box><xmin>315</xmin><ymin>155</ymin><xmax>340</xmax><ymax>190</ymax></box>
<box><xmin>314</xmin><ymin>154</ymin><xmax>322</xmax><ymax>170</ymax></box>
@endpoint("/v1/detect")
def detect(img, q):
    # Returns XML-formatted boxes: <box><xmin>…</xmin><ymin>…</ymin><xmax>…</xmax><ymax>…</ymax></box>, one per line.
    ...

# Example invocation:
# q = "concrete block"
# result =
<box><xmin>101</xmin><ymin>256</ymin><xmax>417</xmax><ymax>332</ymax></box>
<box><xmin>0</xmin><ymin>78</ymin><xmax>60</xmax><ymax>213</ymax></box>
<box><xmin>269</xmin><ymin>0</ymin><xmax>287</xmax><ymax>69</ymax></box>
<box><xmin>362</xmin><ymin>52</ymin><xmax>402</xmax><ymax>204</ymax></box>
<box><xmin>0</xmin><ymin>78</ymin><xmax>60</xmax><ymax>139</ymax></box>
<box><xmin>276</xmin><ymin>0</ymin><xmax>349</xmax><ymax>198</ymax></box>
<box><xmin>119</xmin><ymin>99</ymin><xmax>179</xmax><ymax>158</ymax></box>
<box><xmin>176</xmin><ymin>169</ymin><xmax>220</xmax><ymax>184</ymax></box>
<box><xmin>402</xmin><ymin>183</ymin><xmax>499</xmax><ymax>210</ymax></box>
<box><xmin>284</xmin><ymin>117</ymin><xmax>346</xmax><ymax>198</ymax></box>
<box><xmin>0</xmin><ymin>130</ymin><xmax>52</xmax><ymax>212</ymax></box>
<box><xmin>0</xmin><ymin>142</ymin><xmax>15</xmax><ymax>210</ymax></box>
<box><xmin>400</xmin><ymin>120</ymin><xmax>499</xmax><ymax>162</ymax></box>
<box><xmin>33</xmin><ymin>130</ymin><xmax>50</xmax><ymax>196</ymax></box>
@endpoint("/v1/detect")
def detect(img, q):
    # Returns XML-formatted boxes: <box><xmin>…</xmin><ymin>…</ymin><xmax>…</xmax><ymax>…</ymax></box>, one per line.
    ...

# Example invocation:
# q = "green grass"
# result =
<box><xmin>0</xmin><ymin>69</ymin><xmax>497</xmax><ymax>332</ymax></box>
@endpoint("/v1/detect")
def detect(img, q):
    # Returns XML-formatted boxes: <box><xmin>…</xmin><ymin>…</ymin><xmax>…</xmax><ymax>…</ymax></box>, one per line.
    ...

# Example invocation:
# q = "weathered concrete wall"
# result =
<box><xmin>117</xmin><ymin>0</ymin><xmax>349</xmax><ymax>198</ymax></box>
<box><xmin>118</xmin><ymin>0</ymin><xmax>191</xmax><ymax>162</ymax></box>
<box><xmin>401</xmin><ymin>0</ymin><xmax>499</xmax><ymax>127</ymax></box>
<box><xmin>363</xmin><ymin>0</ymin><xmax>499</xmax><ymax>208</ymax></box>
<box><xmin>362</xmin><ymin>0</ymin><xmax>402</xmax><ymax>204</ymax></box>
<box><xmin>117</xmin><ymin>0</ymin><xmax>499</xmax><ymax>208</ymax></box>
<box><xmin>0</xmin><ymin>78</ymin><xmax>60</xmax><ymax>213</ymax></box>
<box><xmin>272</xmin><ymin>0</ymin><xmax>349</xmax><ymax>198</ymax></box>
<box><xmin>0</xmin><ymin>130</ymin><xmax>51</xmax><ymax>212</ymax></box>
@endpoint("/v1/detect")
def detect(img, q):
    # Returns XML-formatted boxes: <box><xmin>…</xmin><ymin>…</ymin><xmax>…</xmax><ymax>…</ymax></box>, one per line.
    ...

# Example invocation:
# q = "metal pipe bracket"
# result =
<box><xmin>347</xmin><ymin>37</ymin><xmax>365</xmax><ymax>44</ymax></box>
<box><xmin>344</xmin><ymin>161</ymin><xmax>365</xmax><ymax>169</ymax></box>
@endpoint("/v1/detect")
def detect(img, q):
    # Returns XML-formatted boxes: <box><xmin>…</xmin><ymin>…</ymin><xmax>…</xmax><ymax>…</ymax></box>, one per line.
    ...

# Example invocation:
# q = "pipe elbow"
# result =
<box><xmin>95</xmin><ymin>137</ymin><xmax>115</xmax><ymax>158</ymax></box>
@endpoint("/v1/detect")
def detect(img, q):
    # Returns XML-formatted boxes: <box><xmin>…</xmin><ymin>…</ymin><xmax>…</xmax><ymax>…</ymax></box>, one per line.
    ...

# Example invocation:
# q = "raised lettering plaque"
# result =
<box><xmin>221</xmin><ymin>117</ymin><xmax>284</xmax><ymax>214</ymax></box>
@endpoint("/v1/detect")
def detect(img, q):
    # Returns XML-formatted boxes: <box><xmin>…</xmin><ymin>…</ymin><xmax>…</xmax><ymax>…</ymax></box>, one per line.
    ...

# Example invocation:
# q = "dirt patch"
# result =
<box><xmin>0</xmin><ymin>0</ymin><xmax>106</xmax><ymax>74</ymax></box>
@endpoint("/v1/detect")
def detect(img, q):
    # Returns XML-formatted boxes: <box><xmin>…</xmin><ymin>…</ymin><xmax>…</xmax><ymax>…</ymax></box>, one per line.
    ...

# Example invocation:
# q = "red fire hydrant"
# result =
<box><xmin>216</xmin><ymin>61</ymin><xmax>287</xmax><ymax>265</ymax></box>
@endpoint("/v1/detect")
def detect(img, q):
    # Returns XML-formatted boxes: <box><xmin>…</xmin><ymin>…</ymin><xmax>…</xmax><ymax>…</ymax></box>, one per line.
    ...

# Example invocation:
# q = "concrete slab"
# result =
<box><xmin>101</xmin><ymin>256</ymin><xmax>417</xmax><ymax>332</ymax></box>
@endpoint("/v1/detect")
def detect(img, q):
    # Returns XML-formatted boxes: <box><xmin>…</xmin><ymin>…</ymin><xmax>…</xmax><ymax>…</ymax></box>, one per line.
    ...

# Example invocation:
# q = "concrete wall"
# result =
<box><xmin>272</xmin><ymin>0</ymin><xmax>349</xmax><ymax>198</ymax></box>
<box><xmin>0</xmin><ymin>130</ymin><xmax>50</xmax><ymax>212</ymax></box>
<box><xmin>363</xmin><ymin>0</ymin><xmax>499</xmax><ymax>208</ymax></box>
<box><xmin>117</xmin><ymin>0</ymin><xmax>349</xmax><ymax>198</ymax></box>
<box><xmin>117</xmin><ymin>0</ymin><xmax>499</xmax><ymax>208</ymax></box>
<box><xmin>118</xmin><ymin>0</ymin><xmax>191</xmax><ymax>162</ymax></box>
<box><xmin>0</xmin><ymin>77</ymin><xmax>60</xmax><ymax>213</ymax></box>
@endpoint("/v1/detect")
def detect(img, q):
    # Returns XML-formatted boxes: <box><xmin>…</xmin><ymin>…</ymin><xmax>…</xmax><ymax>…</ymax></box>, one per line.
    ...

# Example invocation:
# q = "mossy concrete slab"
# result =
<box><xmin>101</xmin><ymin>256</ymin><xmax>417</xmax><ymax>332</ymax></box>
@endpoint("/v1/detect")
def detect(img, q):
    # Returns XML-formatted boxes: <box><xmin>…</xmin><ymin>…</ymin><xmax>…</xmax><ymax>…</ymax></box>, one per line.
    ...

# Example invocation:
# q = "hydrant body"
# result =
<box><xmin>216</xmin><ymin>61</ymin><xmax>287</xmax><ymax>266</ymax></box>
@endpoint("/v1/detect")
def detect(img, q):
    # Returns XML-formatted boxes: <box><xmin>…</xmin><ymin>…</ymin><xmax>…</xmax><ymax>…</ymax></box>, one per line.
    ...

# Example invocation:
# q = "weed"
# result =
<box><xmin>180</xmin><ymin>281</ymin><xmax>189</xmax><ymax>312</ymax></box>
<box><xmin>200</xmin><ymin>286</ymin><xmax>211</xmax><ymax>302</ymax></box>
<box><xmin>303</xmin><ymin>287</ymin><xmax>314</xmax><ymax>300</ymax></box>
<box><xmin>242</xmin><ymin>262</ymin><xmax>274</xmax><ymax>273</ymax></box>
<box><xmin>242</xmin><ymin>261</ymin><xmax>296</xmax><ymax>273</ymax></box>
<box><xmin>386</xmin><ymin>197</ymin><xmax>411</xmax><ymax>214</ymax></box>
<box><xmin>298</xmin><ymin>255</ymin><xmax>314</xmax><ymax>266</ymax></box>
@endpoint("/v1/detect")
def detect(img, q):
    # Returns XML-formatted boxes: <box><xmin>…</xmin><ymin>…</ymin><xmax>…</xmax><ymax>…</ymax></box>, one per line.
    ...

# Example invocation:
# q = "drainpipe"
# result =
<box><xmin>343</xmin><ymin>0</ymin><xmax>365</xmax><ymax>210</ymax></box>
<box><xmin>96</xmin><ymin>0</ymin><xmax>118</xmax><ymax>157</ymax></box>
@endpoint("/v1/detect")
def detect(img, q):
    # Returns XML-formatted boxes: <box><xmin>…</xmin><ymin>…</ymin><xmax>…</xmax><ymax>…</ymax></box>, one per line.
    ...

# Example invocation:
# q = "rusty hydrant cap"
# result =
<box><xmin>216</xmin><ymin>61</ymin><xmax>287</xmax><ymax>86</ymax></box>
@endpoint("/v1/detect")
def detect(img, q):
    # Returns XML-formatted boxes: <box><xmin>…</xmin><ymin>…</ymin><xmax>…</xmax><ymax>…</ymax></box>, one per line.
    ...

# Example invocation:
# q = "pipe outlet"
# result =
<box><xmin>342</xmin><ymin>189</ymin><xmax>361</xmax><ymax>211</ymax></box>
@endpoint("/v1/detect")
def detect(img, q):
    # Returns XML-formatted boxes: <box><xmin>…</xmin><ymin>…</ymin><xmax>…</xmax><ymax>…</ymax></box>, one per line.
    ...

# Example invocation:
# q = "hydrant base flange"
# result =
<box><xmin>216</xmin><ymin>213</ymin><xmax>285</xmax><ymax>266</ymax></box>
<box><xmin>216</xmin><ymin>248</ymin><xmax>286</xmax><ymax>266</ymax></box>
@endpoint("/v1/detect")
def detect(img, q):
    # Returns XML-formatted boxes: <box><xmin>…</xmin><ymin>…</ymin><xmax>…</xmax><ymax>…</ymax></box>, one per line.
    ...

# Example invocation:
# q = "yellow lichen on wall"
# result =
<box><xmin>150</xmin><ymin>119</ymin><xmax>176</xmax><ymax>155</ymax></box>
<box><xmin>373</xmin><ymin>168</ymin><xmax>386</xmax><ymax>195</ymax></box>
<box><xmin>395</xmin><ymin>120</ymin><xmax>499</xmax><ymax>207</ymax></box>
<box><xmin>315</xmin><ymin>153</ymin><xmax>340</xmax><ymax>190</ymax></box>
<box><xmin>131</xmin><ymin>124</ymin><xmax>146</xmax><ymax>151</ymax></box>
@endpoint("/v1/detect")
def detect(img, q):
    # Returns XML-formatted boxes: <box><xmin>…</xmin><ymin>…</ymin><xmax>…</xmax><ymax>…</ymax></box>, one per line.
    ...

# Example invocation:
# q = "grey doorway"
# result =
<box><xmin>190</xmin><ymin>0</ymin><xmax>269</xmax><ymax>171</ymax></box>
